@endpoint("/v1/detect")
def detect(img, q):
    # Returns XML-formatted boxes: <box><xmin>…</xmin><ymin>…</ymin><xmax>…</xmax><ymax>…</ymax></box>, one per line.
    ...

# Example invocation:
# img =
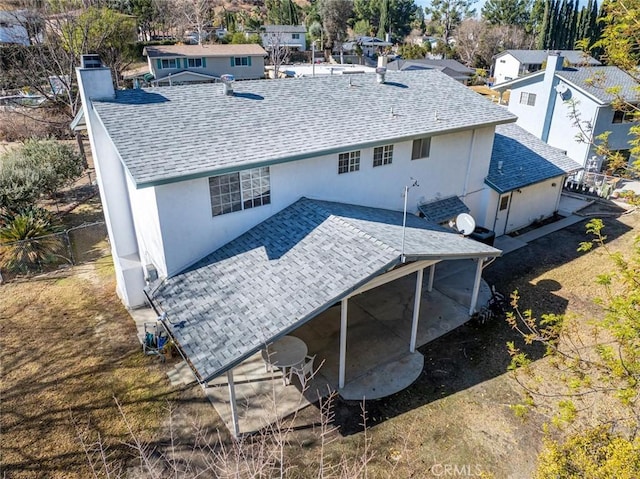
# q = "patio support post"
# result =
<box><xmin>410</xmin><ymin>267</ymin><xmax>424</xmax><ymax>353</ymax></box>
<box><xmin>226</xmin><ymin>370</ymin><xmax>240</xmax><ymax>438</ymax></box>
<box><xmin>339</xmin><ymin>298</ymin><xmax>348</xmax><ymax>389</ymax></box>
<box><xmin>469</xmin><ymin>258</ymin><xmax>483</xmax><ymax>315</ymax></box>
<box><xmin>427</xmin><ymin>264</ymin><xmax>435</xmax><ymax>292</ymax></box>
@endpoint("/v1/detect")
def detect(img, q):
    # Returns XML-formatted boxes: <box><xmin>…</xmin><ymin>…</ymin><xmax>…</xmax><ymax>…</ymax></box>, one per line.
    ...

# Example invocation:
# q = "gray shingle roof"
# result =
<box><xmin>262</xmin><ymin>24</ymin><xmax>307</xmax><ymax>33</ymax></box>
<box><xmin>557</xmin><ymin>66</ymin><xmax>640</xmax><ymax>104</ymax></box>
<box><xmin>387</xmin><ymin>59</ymin><xmax>474</xmax><ymax>75</ymax></box>
<box><xmin>500</xmin><ymin>50</ymin><xmax>600</xmax><ymax>66</ymax></box>
<box><xmin>486</xmin><ymin>124</ymin><xmax>582</xmax><ymax>194</ymax></box>
<box><xmin>92</xmin><ymin>70</ymin><xmax>516</xmax><ymax>187</ymax></box>
<box><xmin>418</xmin><ymin>196</ymin><xmax>469</xmax><ymax>224</ymax></box>
<box><xmin>150</xmin><ymin>197</ymin><xmax>501</xmax><ymax>382</ymax></box>
<box><xmin>143</xmin><ymin>44</ymin><xmax>267</xmax><ymax>58</ymax></box>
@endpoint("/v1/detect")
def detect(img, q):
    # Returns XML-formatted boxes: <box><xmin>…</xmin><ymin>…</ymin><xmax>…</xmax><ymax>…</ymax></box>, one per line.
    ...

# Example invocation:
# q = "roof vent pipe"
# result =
<box><xmin>221</xmin><ymin>74</ymin><xmax>235</xmax><ymax>95</ymax></box>
<box><xmin>376</xmin><ymin>67</ymin><xmax>387</xmax><ymax>84</ymax></box>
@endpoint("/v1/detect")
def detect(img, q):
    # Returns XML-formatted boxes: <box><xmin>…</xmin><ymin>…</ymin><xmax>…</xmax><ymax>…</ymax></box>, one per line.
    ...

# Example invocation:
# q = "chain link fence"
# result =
<box><xmin>0</xmin><ymin>221</ymin><xmax>108</xmax><ymax>283</ymax></box>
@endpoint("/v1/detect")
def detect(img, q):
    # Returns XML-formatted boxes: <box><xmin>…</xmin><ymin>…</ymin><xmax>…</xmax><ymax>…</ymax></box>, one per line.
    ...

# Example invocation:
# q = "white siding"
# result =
<box><xmin>493</xmin><ymin>54</ymin><xmax>521</xmax><ymax>85</ymax></box>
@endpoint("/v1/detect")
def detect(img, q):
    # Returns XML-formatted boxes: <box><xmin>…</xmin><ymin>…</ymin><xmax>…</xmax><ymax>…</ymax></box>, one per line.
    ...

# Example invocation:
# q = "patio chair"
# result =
<box><xmin>285</xmin><ymin>354</ymin><xmax>316</xmax><ymax>386</ymax></box>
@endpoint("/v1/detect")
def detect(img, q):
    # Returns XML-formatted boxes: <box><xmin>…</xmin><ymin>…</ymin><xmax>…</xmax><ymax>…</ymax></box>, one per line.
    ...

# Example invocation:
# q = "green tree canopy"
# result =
<box><xmin>482</xmin><ymin>0</ymin><xmax>532</xmax><ymax>26</ymax></box>
<box><xmin>425</xmin><ymin>0</ymin><xmax>476</xmax><ymax>45</ymax></box>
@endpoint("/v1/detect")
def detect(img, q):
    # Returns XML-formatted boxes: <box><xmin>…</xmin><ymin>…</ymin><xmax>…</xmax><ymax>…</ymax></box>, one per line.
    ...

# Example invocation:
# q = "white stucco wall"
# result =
<box><xmin>508</xmin><ymin>78</ymin><xmax>550</xmax><ymax>139</ymax></box>
<box><xmin>77</xmin><ymin>68</ymin><xmax>147</xmax><ymax>307</ymax></box>
<box><xmin>494</xmin><ymin>54</ymin><xmax>521</xmax><ymax>85</ymax></box>
<box><xmin>503</xmin><ymin>178</ymin><xmax>563</xmax><ymax>233</ymax></box>
<box><xmin>147</xmin><ymin>127</ymin><xmax>497</xmax><ymax>276</ymax></box>
<box><xmin>126</xmin><ymin>175</ymin><xmax>167</xmax><ymax>278</ymax></box>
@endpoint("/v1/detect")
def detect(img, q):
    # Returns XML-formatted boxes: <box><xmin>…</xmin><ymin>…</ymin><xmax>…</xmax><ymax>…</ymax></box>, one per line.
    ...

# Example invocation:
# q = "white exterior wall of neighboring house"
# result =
<box><xmin>493</xmin><ymin>53</ymin><xmax>522</xmax><ymax>84</ymax></box>
<box><xmin>261</xmin><ymin>26</ymin><xmax>306</xmax><ymax>50</ymax></box>
<box><xmin>76</xmin><ymin>68</ymin><xmax>147</xmax><ymax>307</ymax></box>
<box><xmin>545</xmin><ymin>86</ymin><xmax>598</xmax><ymax>166</ymax></box>
<box><xmin>509</xmin><ymin>69</ymin><xmax>636</xmax><ymax>170</ymax></box>
<box><xmin>135</xmin><ymin>127</ymin><xmax>496</xmax><ymax>277</ymax></box>
<box><xmin>148</xmin><ymin>55</ymin><xmax>265</xmax><ymax>82</ymax></box>
<box><xmin>508</xmin><ymin>76</ymin><xmax>551</xmax><ymax>140</ymax></box>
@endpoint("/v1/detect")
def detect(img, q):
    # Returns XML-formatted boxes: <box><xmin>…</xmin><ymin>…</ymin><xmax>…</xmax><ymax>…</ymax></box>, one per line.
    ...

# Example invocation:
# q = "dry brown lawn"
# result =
<box><xmin>0</xmin><ymin>257</ymin><xmax>179</xmax><ymax>478</ymax></box>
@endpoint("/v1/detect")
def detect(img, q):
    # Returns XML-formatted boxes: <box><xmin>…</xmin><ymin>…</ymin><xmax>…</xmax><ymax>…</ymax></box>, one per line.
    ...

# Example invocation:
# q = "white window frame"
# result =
<box><xmin>411</xmin><ymin>137</ymin><xmax>431</xmax><ymax>160</ymax></box>
<box><xmin>291</xmin><ymin>33</ymin><xmax>300</xmax><ymax>39</ymax></box>
<box><xmin>373</xmin><ymin>145</ymin><xmax>394</xmax><ymax>167</ymax></box>
<box><xmin>338</xmin><ymin>150</ymin><xmax>361</xmax><ymax>174</ymax></box>
<box><xmin>160</xmin><ymin>58</ymin><xmax>177</xmax><ymax>69</ymax></box>
<box><xmin>234</xmin><ymin>56</ymin><xmax>250</xmax><ymax>66</ymax></box>
<box><xmin>209</xmin><ymin>167</ymin><xmax>271</xmax><ymax>216</ymax></box>
<box><xmin>519</xmin><ymin>92</ymin><xmax>536</xmax><ymax>106</ymax></box>
<box><xmin>187</xmin><ymin>58</ymin><xmax>203</xmax><ymax>68</ymax></box>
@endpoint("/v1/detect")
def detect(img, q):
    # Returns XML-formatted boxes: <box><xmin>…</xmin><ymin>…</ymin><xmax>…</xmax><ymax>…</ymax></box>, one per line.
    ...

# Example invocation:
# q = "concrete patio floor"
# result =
<box><xmin>200</xmin><ymin>258</ymin><xmax>493</xmax><ymax>434</ymax></box>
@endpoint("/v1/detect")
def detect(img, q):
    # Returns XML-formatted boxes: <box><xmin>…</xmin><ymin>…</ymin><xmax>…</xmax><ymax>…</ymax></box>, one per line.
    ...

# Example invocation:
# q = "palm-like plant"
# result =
<box><xmin>0</xmin><ymin>208</ymin><xmax>62</xmax><ymax>272</ymax></box>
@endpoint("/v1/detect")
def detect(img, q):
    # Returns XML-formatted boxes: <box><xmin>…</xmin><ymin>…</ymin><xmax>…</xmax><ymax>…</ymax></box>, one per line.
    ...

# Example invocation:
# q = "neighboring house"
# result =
<box><xmin>0</xmin><ymin>10</ymin><xmax>31</xmax><ymax>45</ymax></box>
<box><xmin>492</xmin><ymin>54</ymin><xmax>639</xmax><ymax>172</ymax></box>
<box><xmin>343</xmin><ymin>36</ymin><xmax>392</xmax><ymax>57</ymax></box>
<box><xmin>261</xmin><ymin>25</ymin><xmax>306</xmax><ymax>51</ymax></box>
<box><xmin>387</xmin><ymin>58</ymin><xmax>475</xmax><ymax>84</ymax></box>
<box><xmin>143</xmin><ymin>44</ymin><xmax>267</xmax><ymax>85</ymax></box>
<box><xmin>76</xmin><ymin>64</ymin><xmax>579</xmax><ymax>415</ymax></box>
<box><xmin>492</xmin><ymin>49</ymin><xmax>601</xmax><ymax>85</ymax></box>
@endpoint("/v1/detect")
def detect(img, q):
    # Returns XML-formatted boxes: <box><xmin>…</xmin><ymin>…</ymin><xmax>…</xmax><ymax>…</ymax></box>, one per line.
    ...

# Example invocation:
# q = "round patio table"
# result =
<box><xmin>261</xmin><ymin>335</ymin><xmax>308</xmax><ymax>369</ymax></box>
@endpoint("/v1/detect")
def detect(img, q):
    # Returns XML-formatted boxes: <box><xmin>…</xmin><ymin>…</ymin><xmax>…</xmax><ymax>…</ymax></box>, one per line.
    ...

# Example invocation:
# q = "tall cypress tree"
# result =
<box><xmin>537</xmin><ymin>0</ymin><xmax>551</xmax><ymax>49</ymax></box>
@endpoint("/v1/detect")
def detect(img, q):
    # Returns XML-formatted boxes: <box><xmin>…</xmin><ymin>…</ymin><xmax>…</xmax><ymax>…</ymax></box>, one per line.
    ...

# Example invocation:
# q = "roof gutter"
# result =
<box><xmin>133</xmin><ymin>117</ymin><xmax>518</xmax><ymax>189</ymax></box>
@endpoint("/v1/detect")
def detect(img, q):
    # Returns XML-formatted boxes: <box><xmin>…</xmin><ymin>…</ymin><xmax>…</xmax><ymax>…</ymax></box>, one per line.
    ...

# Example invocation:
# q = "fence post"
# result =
<box><xmin>65</xmin><ymin>231</ymin><xmax>75</xmax><ymax>265</ymax></box>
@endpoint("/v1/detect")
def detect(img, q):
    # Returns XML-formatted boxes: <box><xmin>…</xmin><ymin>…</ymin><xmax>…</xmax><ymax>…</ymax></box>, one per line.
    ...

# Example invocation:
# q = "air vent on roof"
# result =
<box><xmin>221</xmin><ymin>74</ymin><xmax>235</xmax><ymax>95</ymax></box>
<box><xmin>81</xmin><ymin>54</ymin><xmax>102</xmax><ymax>69</ymax></box>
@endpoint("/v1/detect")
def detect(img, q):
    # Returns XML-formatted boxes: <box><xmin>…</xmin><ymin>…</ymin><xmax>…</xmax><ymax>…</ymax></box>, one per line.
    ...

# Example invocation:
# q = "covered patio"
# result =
<box><xmin>148</xmin><ymin>198</ymin><xmax>501</xmax><ymax>435</ymax></box>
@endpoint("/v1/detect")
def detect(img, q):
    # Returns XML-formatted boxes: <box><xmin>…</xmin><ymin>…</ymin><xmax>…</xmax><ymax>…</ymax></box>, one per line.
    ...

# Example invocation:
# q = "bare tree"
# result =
<box><xmin>174</xmin><ymin>0</ymin><xmax>214</xmax><ymax>44</ymax></box>
<box><xmin>264</xmin><ymin>30</ymin><xmax>290</xmax><ymax>79</ymax></box>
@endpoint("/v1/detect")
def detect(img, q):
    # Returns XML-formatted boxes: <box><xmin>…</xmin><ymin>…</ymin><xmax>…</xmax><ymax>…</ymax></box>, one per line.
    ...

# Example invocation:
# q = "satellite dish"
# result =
<box><xmin>555</xmin><ymin>82</ymin><xmax>568</xmax><ymax>94</ymax></box>
<box><xmin>455</xmin><ymin>213</ymin><xmax>476</xmax><ymax>236</ymax></box>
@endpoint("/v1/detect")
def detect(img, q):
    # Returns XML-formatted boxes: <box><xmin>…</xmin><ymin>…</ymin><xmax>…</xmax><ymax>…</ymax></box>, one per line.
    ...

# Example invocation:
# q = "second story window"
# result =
<box><xmin>338</xmin><ymin>151</ymin><xmax>360</xmax><ymax>174</ymax></box>
<box><xmin>411</xmin><ymin>137</ymin><xmax>431</xmax><ymax>160</ymax></box>
<box><xmin>292</xmin><ymin>33</ymin><xmax>300</xmax><ymax>39</ymax></box>
<box><xmin>373</xmin><ymin>145</ymin><xmax>393</xmax><ymax>167</ymax></box>
<box><xmin>613</xmin><ymin>110</ymin><xmax>638</xmax><ymax>124</ymax></box>
<box><xmin>160</xmin><ymin>58</ymin><xmax>177</xmax><ymax>69</ymax></box>
<box><xmin>233</xmin><ymin>56</ymin><xmax>251</xmax><ymax>66</ymax></box>
<box><xmin>188</xmin><ymin>58</ymin><xmax>203</xmax><ymax>68</ymax></box>
<box><xmin>209</xmin><ymin>167</ymin><xmax>270</xmax><ymax>217</ymax></box>
<box><xmin>519</xmin><ymin>92</ymin><xmax>536</xmax><ymax>106</ymax></box>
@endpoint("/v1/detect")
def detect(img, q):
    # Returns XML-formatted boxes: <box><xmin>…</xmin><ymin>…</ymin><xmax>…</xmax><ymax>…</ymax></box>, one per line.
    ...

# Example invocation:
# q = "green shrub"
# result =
<box><xmin>0</xmin><ymin>139</ymin><xmax>83</xmax><ymax>210</ymax></box>
<box><xmin>0</xmin><ymin>207</ymin><xmax>62</xmax><ymax>271</ymax></box>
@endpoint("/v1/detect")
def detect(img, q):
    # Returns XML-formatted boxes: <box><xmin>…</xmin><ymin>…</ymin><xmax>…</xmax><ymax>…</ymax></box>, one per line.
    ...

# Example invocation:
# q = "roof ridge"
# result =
<box><xmin>305</xmin><ymin>198</ymin><xmax>402</xmax><ymax>256</ymax></box>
